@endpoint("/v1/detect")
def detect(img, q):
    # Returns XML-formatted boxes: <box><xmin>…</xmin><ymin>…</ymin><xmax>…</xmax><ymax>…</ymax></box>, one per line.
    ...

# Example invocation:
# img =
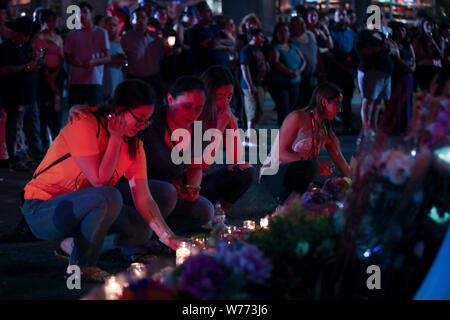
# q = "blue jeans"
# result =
<box><xmin>116</xmin><ymin>180</ymin><xmax>214</xmax><ymax>236</ymax></box>
<box><xmin>22</xmin><ymin>180</ymin><xmax>177</xmax><ymax>267</ymax></box>
<box><xmin>5</xmin><ymin>102</ymin><xmax>44</xmax><ymax>164</ymax></box>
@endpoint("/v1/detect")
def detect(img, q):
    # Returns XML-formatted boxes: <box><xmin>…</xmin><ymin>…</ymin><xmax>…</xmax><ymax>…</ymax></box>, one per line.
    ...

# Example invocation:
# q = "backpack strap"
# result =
<box><xmin>32</xmin><ymin>153</ymin><xmax>71</xmax><ymax>180</ymax></box>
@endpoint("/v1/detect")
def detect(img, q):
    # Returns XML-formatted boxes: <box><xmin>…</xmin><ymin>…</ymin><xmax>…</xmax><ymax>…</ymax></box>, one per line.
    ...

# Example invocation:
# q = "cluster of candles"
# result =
<box><xmin>104</xmin><ymin>218</ymin><xmax>272</xmax><ymax>299</ymax></box>
<box><xmin>104</xmin><ymin>263</ymin><xmax>148</xmax><ymax>300</ymax></box>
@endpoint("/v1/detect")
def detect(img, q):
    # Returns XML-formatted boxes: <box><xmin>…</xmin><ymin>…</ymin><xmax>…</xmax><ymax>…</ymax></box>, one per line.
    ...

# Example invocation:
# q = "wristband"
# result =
<box><xmin>159</xmin><ymin>230</ymin><xmax>172</xmax><ymax>243</ymax></box>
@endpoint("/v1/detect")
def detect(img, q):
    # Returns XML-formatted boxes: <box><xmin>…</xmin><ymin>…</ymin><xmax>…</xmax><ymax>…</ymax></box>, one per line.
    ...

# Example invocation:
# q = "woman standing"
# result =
<box><xmin>33</xmin><ymin>9</ymin><xmax>65</xmax><ymax>150</ymax></box>
<box><xmin>101</xmin><ymin>16</ymin><xmax>126</xmax><ymax>101</ymax></box>
<box><xmin>260</xmin><ymin>82</ymin><xmax>350</xmax><ymax>203</ymax></box>
<box><xmin>267</xmin><ymin>22</ymin><xmax>307</xmax><ymax>126</ymax></box>
<box><xmin>22</xmin><ymin>80</ymin><xmax>184</xmax><ymax>282</ymax></box>
<box><xmin>385</xmin><ymin>22</ymin><xmax>416</xmax><ymax>134</ymax></box>
<box><xmin>413</xmin><ymin>17</ymin><xmax>445</xmax><ymax>92</ymax></box>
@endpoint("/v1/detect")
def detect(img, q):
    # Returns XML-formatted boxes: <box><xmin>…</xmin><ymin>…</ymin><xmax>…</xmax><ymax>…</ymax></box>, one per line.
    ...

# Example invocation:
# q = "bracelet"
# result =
<box><xmin>159</xmin><ymin>230</ymin><xmax>172</xmax><ymax>243</ymax></box>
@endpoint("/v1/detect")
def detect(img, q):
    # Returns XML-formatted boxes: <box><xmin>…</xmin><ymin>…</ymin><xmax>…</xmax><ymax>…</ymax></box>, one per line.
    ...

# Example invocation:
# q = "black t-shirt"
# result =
<box><xmin>141</xmin><ymin>106</ymin><xmax>207</xmax><ymax>182</ymax></box>
<box><xmin>239</xmin><ymin>44</ymin><xmax>267</xmax><ymax>89</ymax></box>
<box><xmin>0</xmin><ymin>39</ymin><xmax>38</xmax><ymax>107</ymax></box>
<box><xmin>186</xmin><ymin>23</ymin><xmax>230</xmax><ymax>75</ymax></box>
<box><xmin>356</xmin><ymin>29</ymin><xmax>395</xmax><ymax>75</ymax></box>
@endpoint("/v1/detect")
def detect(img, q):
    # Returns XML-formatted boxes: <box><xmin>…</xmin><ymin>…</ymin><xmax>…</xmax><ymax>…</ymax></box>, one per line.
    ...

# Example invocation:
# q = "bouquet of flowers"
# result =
<box><xmin>163</xmin><ymin>240</ymin><xmax>273</xmax><ymax>300</ymax></box>
<box><xmin>246</xmin><ymin>196</ymin><xmax>341</xmax><ymax>299</ymax></box>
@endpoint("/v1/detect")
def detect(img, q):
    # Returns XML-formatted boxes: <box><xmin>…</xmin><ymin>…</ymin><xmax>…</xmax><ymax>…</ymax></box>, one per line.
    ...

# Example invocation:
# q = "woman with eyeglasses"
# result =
<box><xmin>260</xmin><ymin>82</ymin><xmax>350</xmax><ymax>203</ymax></box>
<box><xmin>21</xmin><ymin>79</ymin><xmax>185</xmax><ymax>283</ymax></box>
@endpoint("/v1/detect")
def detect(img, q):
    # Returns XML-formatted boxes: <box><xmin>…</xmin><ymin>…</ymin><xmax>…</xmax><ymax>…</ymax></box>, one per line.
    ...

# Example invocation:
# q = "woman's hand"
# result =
<box><xmin>318</xmin><ymin>160</ymin><xmax>334</xmax><ymax>176</ymax></box>
<box><xmin>165</xmin><ymin>234</ymin><xmax>190</xmax><ymax>251</ymax></box>
<box><xmin>107</xmin><ymin>114</ymin><xmax>128</xmax><ymax>138</ymax></box>
<box><xmin>68</xmin><ymin>105</ymin><xmax>97</xmax><ymax>124</ymax></box>
<box><xmin>176</xmin><ymin>184</ymin><xmax>201</xmax><ymax>202</ymax></box>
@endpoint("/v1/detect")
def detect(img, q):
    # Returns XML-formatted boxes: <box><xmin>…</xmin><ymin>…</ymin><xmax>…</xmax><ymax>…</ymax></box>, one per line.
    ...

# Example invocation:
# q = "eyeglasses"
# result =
<box><xmin>128</xmin><ymin>109</ymin><xmax>153</xmax><ymax>128</ymax></box>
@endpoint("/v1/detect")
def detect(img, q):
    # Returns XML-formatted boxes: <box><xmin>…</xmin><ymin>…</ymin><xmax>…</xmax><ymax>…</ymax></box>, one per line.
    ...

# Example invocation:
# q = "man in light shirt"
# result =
<box><xmin>64</xmin><ymin>1</ymin><xmax>111</xmax><ymax>107</ymax></box>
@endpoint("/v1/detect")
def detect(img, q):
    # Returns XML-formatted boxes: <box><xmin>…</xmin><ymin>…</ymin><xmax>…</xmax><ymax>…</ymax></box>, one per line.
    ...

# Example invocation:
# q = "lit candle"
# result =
<box><xmin>104</xmin><ymin>276</ymin><xmax>124</xmax><ymax>300</ymax></box>
<box><xmin>127</xmin><ymin>263</ymin><xmax>147</xmax><ymax>279</ymax></box>
<box><xmin>168</xmin><ymin>36</ymin><xmax>176</xmax><ymax>47</ymax></box>
<box><xmin>176</xmin><ymin>242</ymin><xmax>191</xmax><ymax>266</ymax></box>
<box><xmin>260</xmin><ymin>216</ymin><xmax>269</xmax><ymax>229</ymax></box>
<box><xmin>227</xmin><ymin>226</ymin><xmax>236</xmax><ymax>234</ymax></box>
<box><xmin>243</xmin><ymin>220</ymin><xmax>256</xmax><ymax>231</ymax></box>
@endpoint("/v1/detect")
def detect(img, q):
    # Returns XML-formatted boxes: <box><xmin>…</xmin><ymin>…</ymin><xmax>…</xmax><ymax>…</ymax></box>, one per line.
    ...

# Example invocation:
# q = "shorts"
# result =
<box><xmin>358</xmin><ymin>70</ymin><xmax>391</xmax><ymax>101</ymax></box>
<box><xmin>243</xmin><ymin>86</ymin><xmax>265</xmax><ymax>124</ymax></box>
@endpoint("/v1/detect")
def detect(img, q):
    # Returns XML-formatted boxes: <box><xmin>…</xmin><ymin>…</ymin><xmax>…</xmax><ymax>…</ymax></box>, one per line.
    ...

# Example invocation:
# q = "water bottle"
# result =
<box><xmin>213</xmin><ymin>202</ymin><xmax>226</xmax><ymax>226</ymax></box>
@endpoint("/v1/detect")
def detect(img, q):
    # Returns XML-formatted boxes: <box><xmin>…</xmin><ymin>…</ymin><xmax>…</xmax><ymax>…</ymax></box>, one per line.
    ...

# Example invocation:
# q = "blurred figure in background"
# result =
<box><xmin>34</xmin><ymin>9</ymin><xmax>65</xmax><ymax>151</ymax></box>
<box><xmin>101</xmin><ymin>16</ymin><xmax>126</xmax><ymax>101</ymax></box>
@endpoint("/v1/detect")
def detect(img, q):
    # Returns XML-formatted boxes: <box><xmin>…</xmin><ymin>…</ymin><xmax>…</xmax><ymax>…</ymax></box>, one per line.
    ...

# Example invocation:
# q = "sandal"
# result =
<box><xmin>80</xmin><ymin>266</ymin><xmax>111</xmax><ymax>283</ymax></box>
<box><xmin>54</xmin><ymin>247</ymin><xmax>70</xmax><ymax>261</ymax></box>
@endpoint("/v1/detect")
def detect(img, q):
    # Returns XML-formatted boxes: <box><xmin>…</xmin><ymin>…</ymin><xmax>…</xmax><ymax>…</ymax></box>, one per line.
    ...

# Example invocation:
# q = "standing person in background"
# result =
<box><xmin>174</xmin><ymin>6</ymin><xmax>195</xmax><ymax>76</ymax></box>
<box><xmin>384</xmin><ymin>22</ymin><xmax>416</xmax><ymax>134</ymax></box>
<box><xmin>121</xmin><ymin>7</ymin><xmax>169</xmax><ymax>104</ymax></box>
<box><xmin>267</xmin><ymin>22</ymin><xmax>307</xmax><ymax>126</ymax></box>
<box><xmin>154</xmin><ymin>5</ymin><xmax>180</xmax><ymax>93</ymax></box>
<box><xmin>413</xmin><ymin>17</ymin><xmax>445</xmax><ymax>92</ymax></box>
<box><xmin>186</xmin><ymin>1</ymin><xmax>234</xmax><ymax>75</ymax></box>
<box><xmin>240</xmin><ymin>28</ymin><xmax>267</xmax><ymax>144</ymax></box>
<box><xmin>0</xmin><ymin>3</ymin><xmax>10</xmax><ymax>167</ymax></box>
<box><xmin>329</xmin><ymin>8</ymin><xmax>359</xmax><ymax>135</ymax></box>
<box><xmin>34</xmin><ymin>9</ymin><xmax>65</xmax><ymax>151</ymax></box>
<box><xmin>213</xmin><ymin>14</ymin><xmax>245</xmax><ymax>128</ymax></box>
<box><xmin>65</xmin><ymin>2</ymin><xmax>111</xmax><ymax>108</ymax></box>
<box><xmin>356</xmin><ymin>16</ymin><xmax>395</xmax><ymax>132</ymax></box>
<box><xmin>107</xmin><ymin>0</ymin><xmax>133</xmax><ymax>36</ymax></box>
<box><xmin>290</xmin><ymin>15</ymin><xmax>325</xmax><ymax>110</ymax></box>
<box><xmin>0</xmin><ymin>17</ymin><xmax>44</xmax><ymax>171</ymax></box>
<box><xmin>236</xmin><ymin>13</ymin><xmax>269</xmax><ymax>55</ymax></box>
<box><xmin>306</xmin><ymin>7</ymin><xmax>333</xmax><ymax>54</ymax></box>
<box><xmin>101</xmin><ymin>16</ymin><xmax>126</xmax><ymax>101</ymax></box>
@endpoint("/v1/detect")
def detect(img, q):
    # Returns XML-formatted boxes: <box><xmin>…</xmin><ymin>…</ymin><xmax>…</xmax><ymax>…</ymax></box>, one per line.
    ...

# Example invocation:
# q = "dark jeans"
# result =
<box><xmin>38</xmin><ymin>99</ymin><xmax>62</xmax><ymax>151</ymax></box>
<box><xmin>268</xmin><ymin>82</ymin><xmax>300</xmax><ymax>127</ymax></box>
<box><xmin>22</xmin><ymin>180</ymin><xmax>176</xmax><ymax>267</ymax></box>
<box><xmin>116</xmin><ymin>179</ymin><xmax>214</xmax><ymax>236</ymax></box>
<box><xmin>5</xmin><ymin>102</ymin><xmax>44</xmax><ymax>165</ymax></box>
<box><xmin>260</xmin><ymin>160</ymin><xmax>319</xmax><ymax>203</ymax></box>
<box><xmin>201</xmin><ymin>165</ymin><xmax>256</xmax><ymax>205</ymax></box>
<box><xmin>68</xmin><ymin>84</ymin><xmax>103</xmax><ymax>108</ymax></box>
<box><xmin>127</xmin><ymin>74</ymin><xmax>164</xmax><ymax>105</ymax></box>
<box><xmin>329</xmin><ymin>69</ymin><xmax>356</xmax><ymax>129</ymax></box>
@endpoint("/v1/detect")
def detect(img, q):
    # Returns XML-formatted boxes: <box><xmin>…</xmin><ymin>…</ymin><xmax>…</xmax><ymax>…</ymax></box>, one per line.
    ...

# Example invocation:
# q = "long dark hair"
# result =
<box><xmin>302</xmin><ymin>82</ymin><xmax>343</xmax><ymax>139</ymax></box>
<box><xmin>200</xmin><ymin>65</ymin><xmax>234</xmax><ymax>127</ymax></box>
<box><xmin>92</xmin><ymin>79</ymin><xmax>155</xmax><ymax>160</ymax></box>
<box><xmin>169</xmin><ymin>75</ymin><xmax>206</xmax><ymax>99</ymax></box>
<box><xmin>271</xmin><ymin>22</ymin><xmax>289</xmax><ymax>45</ymax></box>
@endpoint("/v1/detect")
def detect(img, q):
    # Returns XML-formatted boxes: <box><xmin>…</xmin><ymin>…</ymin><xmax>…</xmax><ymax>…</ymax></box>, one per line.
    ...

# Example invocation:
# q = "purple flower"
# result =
<box><xmin>178</xmin><ymin>254</ymin><xmax>227</xmax><ymax>299</ymax></box>
<box><xmin>214</xmin><ymin>242</ymin><xmax>272</xmax><ymax>285</ymax></box>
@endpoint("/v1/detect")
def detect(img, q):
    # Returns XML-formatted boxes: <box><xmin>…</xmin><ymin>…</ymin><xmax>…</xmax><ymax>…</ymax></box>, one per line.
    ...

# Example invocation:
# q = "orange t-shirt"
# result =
<box><xmin>24</xmin><ymin>113</ymin><xmax>147</xmax><ymax>201</ymax></box>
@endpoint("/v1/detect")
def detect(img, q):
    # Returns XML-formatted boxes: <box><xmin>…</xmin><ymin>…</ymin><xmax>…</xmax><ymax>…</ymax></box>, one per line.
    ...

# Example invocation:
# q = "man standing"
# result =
<box><xmin>0</xmin><ymin>17</ymin><xmax>44</xmax><ymax>170</ymax></box>
<box><xmin>120</xmin><ymin>7</ymin><xmax>168</xmax><ymax>104</ymax></box>
<box><xmin>329</xmin><ymin>8</ymin><xmax>359</xmax><ymax>134</ymax></box>
<box><xmin>65</xmin><ymin>1</ymin><xmax>110</xmax><ymax>108</ymax></box>
<box><xmin>186</xmin><ymin>1</ymin><xmax>234</xmax><ymax>75</ymax></box>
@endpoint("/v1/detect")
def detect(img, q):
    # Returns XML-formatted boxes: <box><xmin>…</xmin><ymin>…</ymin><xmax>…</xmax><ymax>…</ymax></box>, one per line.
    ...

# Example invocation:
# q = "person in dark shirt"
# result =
<box><xmin>185</xmin><ymin>1</ymin><xmax>233</xmax><ymax>75</ymax></box>
<box><xmin>0</xmin><ymin>17</ymin><xmax>44</xmax><ymax>171</ymax></box>
<box><xmin>329</xmin><ymin>8</ymin><xmax>359</xmax><ymax>135</ymax></box>
<box><xmin>240</xmin><ymin>28</ymin><xmax>267</xmax><ymax>136</ymax></box>
<box><xmin>356</xmin><ymin>18</ymin><xmax>396</xmax><ymax>131</ymax></box>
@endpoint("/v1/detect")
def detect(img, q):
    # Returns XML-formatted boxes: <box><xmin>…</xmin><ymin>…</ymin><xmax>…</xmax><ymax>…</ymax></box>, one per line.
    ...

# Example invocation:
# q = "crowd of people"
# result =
<box><xmin>0</xmin><ymin>0</ymin><xmax>448</xmax><ymax>282</ymax></box>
